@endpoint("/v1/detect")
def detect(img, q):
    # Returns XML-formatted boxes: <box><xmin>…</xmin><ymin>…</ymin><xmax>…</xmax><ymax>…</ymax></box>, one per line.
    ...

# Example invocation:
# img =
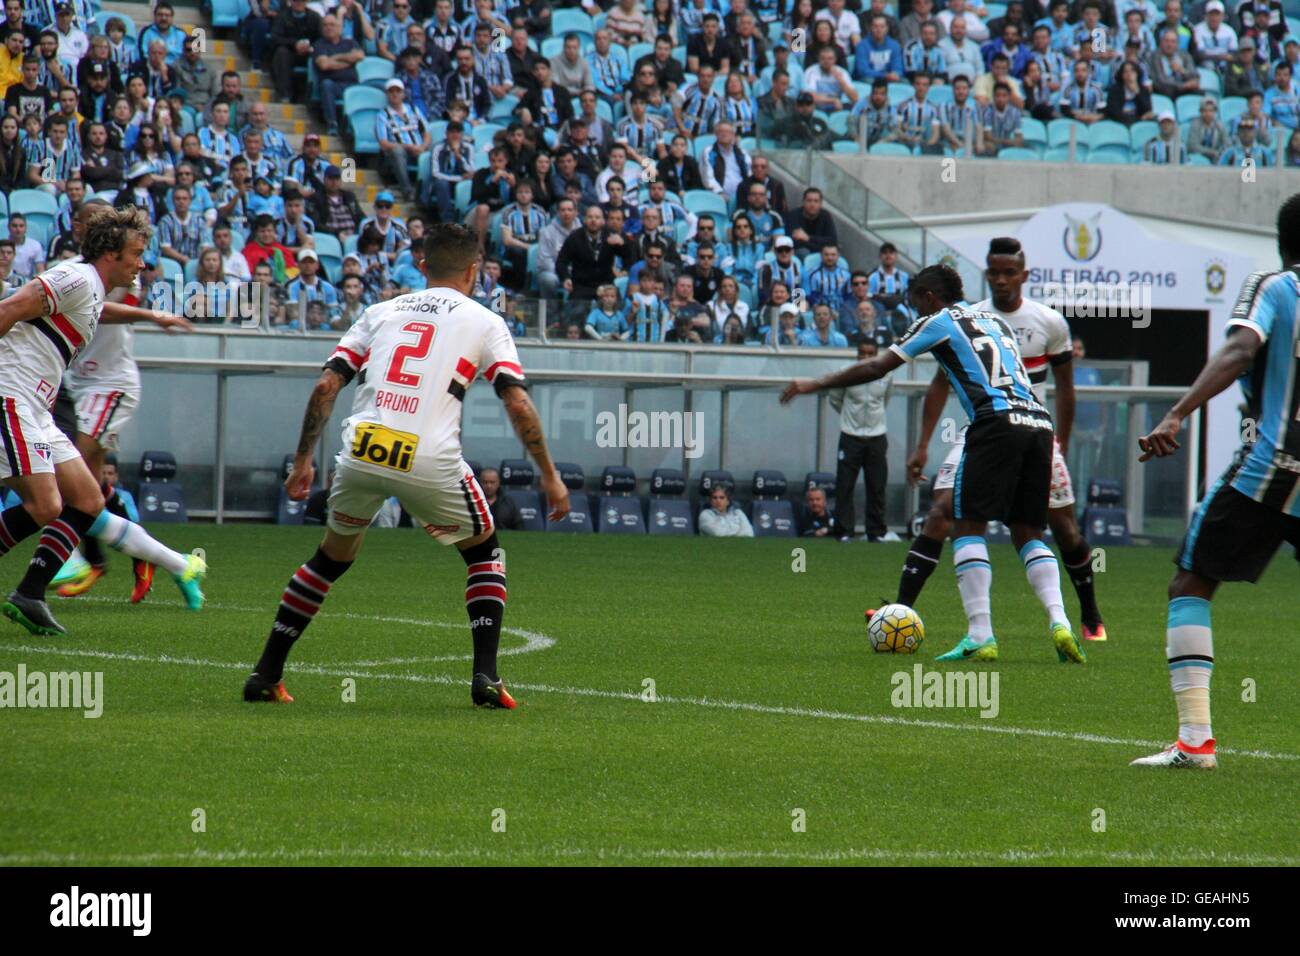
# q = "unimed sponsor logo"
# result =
<box><xmin>50</xmin><ymin>887</ymin><xmax>151</xmax><ymax>936</ymax></box>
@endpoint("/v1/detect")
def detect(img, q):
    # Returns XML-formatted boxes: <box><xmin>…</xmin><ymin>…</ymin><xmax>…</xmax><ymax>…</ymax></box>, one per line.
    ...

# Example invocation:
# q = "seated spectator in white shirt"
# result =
<box><xmin>698</xmin><ymin>486</ymin><xmax>755</xmax><ymax>537</ymax></box>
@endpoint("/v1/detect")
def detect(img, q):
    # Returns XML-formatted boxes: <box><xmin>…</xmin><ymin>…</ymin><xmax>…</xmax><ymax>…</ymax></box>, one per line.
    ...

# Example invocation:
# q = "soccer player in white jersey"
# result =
<box><xmin>244</xmin><ymin>224</ymin><xmax>570</xmax><ymax>707</ymax></box>
<box><xmin>51</xmin><ymin>201</ymin><xmax>192</xmax><ymax>602</ymax></box>
<box><xmin>0</xmin><ymin>206</ymin><xmax>203</xmax><ymax>636</ymax></box>
<box><xmin>873</xmin><ymin>236</ymin><xmax>1108</xmax><ymax>650</ymax></box>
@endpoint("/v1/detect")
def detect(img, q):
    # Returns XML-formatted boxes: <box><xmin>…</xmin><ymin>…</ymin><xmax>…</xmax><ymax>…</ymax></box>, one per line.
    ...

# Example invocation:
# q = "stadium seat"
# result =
<box><xmin>597</xmin><ymin>465</ymin><xmax>646</xmax><ymax>533</ymax></box>
<box><xmin>499</xmin><ymin>458</ymin><xmax>545</xmax><ymax>530</ymax></box>
<box><xmin>1176</xmin><ymin>94</ymin><xmax>1202</xmax><ymax>123</ymax></box>
<box><xmin>210</xmin><ymin>0</ymin><xmax>247</xmax><ymax>28</ymax></box>
<box><xmin>1129</xmin><ymin>120</ymin><xmax>1159</xmax><ymax>155</ymax></box>
<box><xmin>1187</xmin><ymin>153</ymin><xmax>1212</xmax><ymax>165</ymax></box>
<box><xmin>887</xmin><ymin>82</ymin><xmax>912</xmax><ymax>105</ymax></box>
<box><xmin>548</xmin><ymin>462</ymin><xmax>593</xmax><ymax>532</ymax></box>
<box><xmin>997</xmin><ymin>147</ymin><xmax>1040</xmax><ymax>160</ymax></box>
<box><xmin>1085</xmin><ymin>150</ymin><xmax>1129</xmax><ymax>164</ymax></box>
<box><xmin>1197</xmin><ymin>67</ymin><xmax>1221</xmax><ymax>97</ymax></box>
<box><xmin>9</xmin><ymin>189</ymin><xmax>58</xmax><ymax>245</ymax></box>
<box><xmin>1087</xmin><ymin>120</ymin><xmax>1131</xmax><ymax>155</ymax></box>
<box><xmin>1021</xmin><ymin>117</ymin><xmax>1048</xmax><ymax>154</ymax></box>
<box><xmin>684</xmin><ymin>189</ymin><xmax>727</xmax><ymax>217</ymax></box>
<box><xmin>1219</xmin><ymin>96</ymin><xmax>1247</xmax><ymax>124</ymax></box>
<box><xmin>1151</xmin><ymin>93</ymin><xmax>1175</xmax><ymax>118</ymax></box>
<box><xmin>552</xmin><ymin>8</ymin><xmax>596</xmax><ymax>37</ymax></box>
<box><xmin>312</xmin><ymin>232</ymin><xmax>343</xmax><ymax>283</ymax></box>
<box><xmin>869</xmin><ymin>142</ymin><xmax>912</xmax><ymax>156</ymax></box>
<box><xmin>646</xmin><ymin>468</ymin><xmax>693</xmax><ymax>535</ymax></box>
<box><xmin>358</xmin><ymin>57</ymin><xmax>395</xmax><ymax>86</ymax></box>
<box><xmin>541</xmin><ymin>36</ymin><xmax>567</xmax><ymax>59</ymax></box>
<box><xmin>1042</xmin><ymin>144</ymin><xmax>1082</xmax><ymax>162</ymax></box>
<box><xmin>276</xmin><ymin>454</ymin><xmax>311</xmax><ymax>524</ymax></box>
<box><xmin>691</xmin><ymin>133</ymin><xmax>716</xmax><ymax>160</ymax></box>
<box><xmin>1082</xmin><ymin>479</ymin><xmax>1131</xmax><ymax>545</ymax></box>
<box><xmin>489</xmin><ymin>95</ymin><xmax>520</xmax><ymax>121</ymax></box>
<box><xmin>161</xmin><ymin>257</ymin><xmax>182</xmax><ymax>283</ymax></box>
<box><xmin>1047</xmin><ymin>118</ymin><xmax>1086</xmax><ymax>150</ymax></box>
<box><xmin>136</xmin><ymin>450</ymin><xmax>187</xmax><ymax>523</ymax></box>
<box><xmin>927</xmin><ymin>85</ymin><xmax>953</xmax><ymax>106</ymax></box>
<box><xmin>832</xmin><ymin>140</ymin><xmax>862</xmax><ymax>152</ymax></box>
<box><xmin>455</xmin><ymin>179</ymin><xmax>473</xmax><ymax>215</ymax></box>
<box><xmin>827</xmin><ymin>110</ymin><xmax>851</xmax><ymax>137</ymax></box>
<box><xmin>749</xmin><ymin>470</ymin><xmax>796</xmax><ymax>537</ymax></box>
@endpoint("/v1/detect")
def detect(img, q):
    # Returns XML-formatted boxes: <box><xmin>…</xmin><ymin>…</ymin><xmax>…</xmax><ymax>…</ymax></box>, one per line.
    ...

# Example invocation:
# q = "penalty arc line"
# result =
<box><xmin>64</xmin><ymin>596</ymin><xmax>556</xmax><ymax>664</ymax></box>
<box><xmin>4</xmin><ymin>642</ymin><xmax>1298</xmax><ymax>762</ymax></box>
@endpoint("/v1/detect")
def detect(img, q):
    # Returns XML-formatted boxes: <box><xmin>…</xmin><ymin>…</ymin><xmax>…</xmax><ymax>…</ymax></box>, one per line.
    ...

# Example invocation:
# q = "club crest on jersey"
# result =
<box><xmin>350</xmin><ymin>423</ymin><xmax>419</xmax><ymax>472</ymax></box>
<box><xmin>32</xmin><ymin>442</ymin><xmax>51</xmax><ymax>462</ymax></box>
<box><xmin>1062</xmin><ymin>212</ymin><xmax>1102</xmax><ymax>263</ymax></box>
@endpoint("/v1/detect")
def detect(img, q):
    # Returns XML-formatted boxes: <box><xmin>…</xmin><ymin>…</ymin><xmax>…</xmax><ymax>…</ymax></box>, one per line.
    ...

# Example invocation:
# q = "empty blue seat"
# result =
<box><xmin>137</xmin><ymin>450</ymin><xmax>187</xmax><ymax>522</ymax></box>
<box><xmin>646</xmin><ymin>468</ymin><xmax>693</xmax><ymax>535</ymax></box>
<box><xmin>597</xmin><ymin>465</ymin><xmax>645</xmax><ymax>533</ymax></box>
<box><xmin>548</xmin><ymin>462</ymin><xmax>593</xmax><ymax>532</ymax></box>
<box><xmin>750</xmin><ymin>469</ymin><xmax>796</xmax><ymax>537</ymax></box>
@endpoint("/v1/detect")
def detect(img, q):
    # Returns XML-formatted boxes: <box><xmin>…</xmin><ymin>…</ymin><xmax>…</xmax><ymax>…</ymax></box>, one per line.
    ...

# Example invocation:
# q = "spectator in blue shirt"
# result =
<box><xmin>801</xmin><ymin>304</ymin><xmax>850</xmax><ymax>347</ymax></box>
<box><xmin>585</xmin><ymin>284</ymin><xmax>631</xmax><ymax>340</ymax></box>
<box><xmin>137</xmin><ymin>1</ymin><xmax>185</xmax><ymax>65</ymax></box>
<box><xmin>854</xmin><ymin>14</ymin><xmax>904</xmax><ymax>81</ymax></box>
<box><xmin>805</xmin><ymin>244</ymin><xmax>852</xmax><ymax>312</ymax></box>
<box><xmin>1265</xmin><ymin>61</ymin><xmax>1300</xmax><ymax>130</ymax></box>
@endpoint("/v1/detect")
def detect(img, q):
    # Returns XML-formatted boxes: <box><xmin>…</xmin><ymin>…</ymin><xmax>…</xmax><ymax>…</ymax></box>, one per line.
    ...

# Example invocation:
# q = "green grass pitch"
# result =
<box><xmin>0</xmin><ymin>525</ymin><xmax>1295</xmax><ymax>867</ymax></box>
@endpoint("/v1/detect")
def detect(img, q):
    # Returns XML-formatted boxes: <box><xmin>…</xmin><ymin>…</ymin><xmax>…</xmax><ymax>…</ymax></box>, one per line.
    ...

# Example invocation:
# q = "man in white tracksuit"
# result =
<box><xmin>829</xmin><ymin>338</ymin><xmax>894</xmax><ymax>541</ymax></box>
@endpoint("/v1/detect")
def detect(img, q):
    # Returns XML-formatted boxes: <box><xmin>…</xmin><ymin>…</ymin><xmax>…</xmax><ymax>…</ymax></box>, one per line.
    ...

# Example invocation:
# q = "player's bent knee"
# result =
<box><xmin>1168</xmin><ymin>570</ymin><xmax>1216</xmax><ymax>603</ymax></box>
<box><xmin>1048</xmin><ymin>509</ymin><xmax>1082</xmax><ymax>552</ymax></box>
<box><xmin>319</xmin><ymin>529</ymin><xmax>364</xmax><ymax>564</ymax></box>
<box><xmin>25</xmin><ymin>497</ymin><xmax>62</xmax><ymax>528</ymax></box>
<box><xmin>458</xmin><ymin>530</ymin><xmax>500</xmax><ymax>564</ymax></box>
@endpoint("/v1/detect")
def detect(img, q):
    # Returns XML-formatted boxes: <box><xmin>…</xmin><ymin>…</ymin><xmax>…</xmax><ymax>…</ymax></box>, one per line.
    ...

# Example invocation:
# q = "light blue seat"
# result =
<box><xmin>1086</xmin><ymin>150</ymin><xmax>1129</xmax><ymax>164</ymax></box>
<box><xmin>628</xmin><ymin>42</ymin><xmax>654</xmax><ymax>66</ymax></box>
<box><xmin>887</xmin><ymin>82</ymin><xmax>912</xmax><ymax>105</ymax></box>
<box><xmin>868</xmin><ymin>141</ymin><xmax>913</xmax><ymax>156</ymax></box>
<box><xmin>161</xmin><ymin>257</ymin><xmax>182</xmax><ymax>283</ymax></box>
<box><xmin>927</xmin><ymin>85</ymin><xmax>953</xmax><ymax>106</ymax></box>
<box><xmin>542</xmin><ymin>36</ymin><xmax>566</xmax><ymax>59</ymax></box>
<box><xmin>552</xmin><ymin>8</ymin><xmax>596</xmax><ymax>37</ymax></box>
<box><xmin>209</xmin><ymin>0</ymin><xmax>248</xmax><ymax>29</ymax></box>
<box><xmin>8</xmin><ymin>189</ymin><xmax>58</xmax><ymax>245</ymax></box>
<box><xmin>1047</xmin><ymin>117</ymin><xmax>1087</xmax><ymax>148</ymax></box>
<box><xmin>827</xmin><ymin>110</ymin><xmax>851</xmax><ymax>136</ymax></box>
<box><xmin>1187</xmin><ymin>152</ymin><xmax>1212</xmax><ymax>165</ymax></box>
<box><xmin>997</xmin><ymin>146</ymin><xmax>1040</xmax><ymax>160</ymax></box>
<box><xmin>1220</xmin><ymin>96</ymin><xmax>1248</xmax><ymax>123</ymax></box>
<box><xmin>1130</xmin><ymin>120</ymin><xmax>1160</xmax><ymax>154</ymax></box>
<box><xmin>1021</xmin><ymin>116</ymin><xmax>1047</xmax><ymax>154</ymax></box>
<box><xmin>1198</xmin><ymin>67</ymin><xmax>1221</xmax><ymax>97</ymax></box>
<box><xmin>455</xmin><ymin>179</ymin><xmax>473</xmax><ymax>214</ymax></box>
<box><xmin>489</xmin><ymin>95</ymin><xmax>519</xmax><ymax>121</ymax></box>
<box><xmin>832</xmin><ymin>140</ymin><xmax>862</xmax><ymax>152</ymax></box>
<box><xmin>1151</xmin><ymin>93</ymin><xmax>1176</xmax><ymax>117</ymax></box>
<box><xmin>357</xmin><ymin>57</ymin><xmax>394</xmax><ymax>86</ymax></box>
<box><xmin>312</xmin><ymin>232</ymin><xmax>344</xmax><ymax>283</ymax></box>
<box><xmin>1176</xmin><ymin>94</ymin><xmax>1203</xmax><ymax>123</ymax></box>
<box><xmin>692</xmin><ymin>133</ymin><xmax>716</xmax><ymax>160</ymax></box>
<box><xmin>684</xmin><ymin>189</ymin><xmax>728</xmax><ymax>217</ymax></box>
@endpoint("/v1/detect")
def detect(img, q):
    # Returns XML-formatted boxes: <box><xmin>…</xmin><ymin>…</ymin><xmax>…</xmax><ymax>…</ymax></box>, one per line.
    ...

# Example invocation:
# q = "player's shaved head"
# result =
<box><xmin>1277</xmin><ymin>193</ymin><xmax>1300</xmax><ymax>263</ymax></box>
<box><xmin>421</xmin><ymin>223</ymin><xmax>482</xmax><ymax>287</ymax></box>
<box><xmin>986</xmin><ymin>236</ymin><xmax>1024</xmax><ymax>262</ymax></box>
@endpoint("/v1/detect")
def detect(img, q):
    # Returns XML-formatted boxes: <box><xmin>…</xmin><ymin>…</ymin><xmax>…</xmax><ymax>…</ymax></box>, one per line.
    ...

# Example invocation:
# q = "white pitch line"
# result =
<box><xmin>65</xmin><ymin>596</ymin><xmax>556</xmax><ymax>663</ymax></box>
<box><xmin>1</xmin><ymin>845</ymin><xmax>1297</xmax><ymax>866</ymax></box>
<box><xmin>5</xmin><ymin>642</ymin><xmax>1298</xmax><ymax>762</ymax></box>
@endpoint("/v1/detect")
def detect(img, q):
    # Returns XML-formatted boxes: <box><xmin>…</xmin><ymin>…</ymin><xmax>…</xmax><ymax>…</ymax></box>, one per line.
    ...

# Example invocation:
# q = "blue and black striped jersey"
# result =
<box><xmin>1224</xmin><ymin>268</ymin><xmax>1300</xmax><ymax>516</ymax></box>
<box><xmin>890</xmin><ymin>304</ymin><xmax>1049</xmax><ymax>425</ymax></box>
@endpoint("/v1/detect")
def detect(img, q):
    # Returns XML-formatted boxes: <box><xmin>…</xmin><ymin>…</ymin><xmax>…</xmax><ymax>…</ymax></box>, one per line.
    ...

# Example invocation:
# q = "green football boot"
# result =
<box><xmin>934</xmin><ymin>635</ymin><xmax>998</xmax><ymax>662</ymax></box>
<box><xmin>1052</xmin><ymin>622</ymin><xmax>1087</xmax><ymax>664</ymax></box>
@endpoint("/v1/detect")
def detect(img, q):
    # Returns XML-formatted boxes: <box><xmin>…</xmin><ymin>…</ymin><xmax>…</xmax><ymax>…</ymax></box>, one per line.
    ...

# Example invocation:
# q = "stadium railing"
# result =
<box><xmin>128</xmin><ymin>327</ymin><xmax>1196</xmax><ymax>541</ymax></box>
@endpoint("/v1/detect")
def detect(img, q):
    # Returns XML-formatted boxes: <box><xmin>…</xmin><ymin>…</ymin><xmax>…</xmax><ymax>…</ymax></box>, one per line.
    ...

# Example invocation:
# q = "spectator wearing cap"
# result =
<box><xmin>77</xmin><ymin>60</ymin><xmax>115</xmax><ymax>123</ymax></box>
<box><xmin>358</xmin><ymin>191</ymin><xmax>410</xmax><ymax>266</ymax></box>
<box><xmin>270</xmin><ymin>0</ymin><xmax>323</xmax><ymax>103</ymax></box>
<box><xmin>285</xmin><ymin>133</ymin><xmax>326</xmax><ymax>199</ymax></box>
<box><xmin>1143</xmin><ymin>110</ymin><xmax>1186</xmax><ymax>162</ymax></box>
<box><xmin>1193</xmin><ymin>1</ymin><xmax>1239</xmax><ymax>68</ymax></box>
<box><xmin>115</xmin><ymin>161</ymin><xmax>157</xmax><ymax>220</ymax></box>
<box><xmin>772</xmin><ymin>90</ymin><xmax>834</xmax><ymax>148</ymax></box>
<box><xmin>312</xmin><ymin>163</ymin><xmax>363</xmax><ymax>239</ymax></box>
<box><xmin>158</xmin><ymin>185</ymin><xmax>210</xmax><ymax>269</ymax></box>
<box><xmin>51</xmin><ymin>2</ymin><xmax>85</xmax><ymax>62</ymax></box>
<box><xmin>285</xmin><ymin>248</ymin><xmax>339</xmax><ymax>327</ymax></box>
<box><xmin>1225</xmin><ymin>34</ymin><xmax>1267</xmax><ymax>97</ymax></box>
<box><xmin>757</xmin><ymin>235</ymin><xmax>802</xmax><ymax>305</ymax></box>
<box><xmin>174</xmin><ymin>33</ymin><xmax>216</xmax><ymax>112</ymax></box>
<box><xmin>1187</xmin><ymin>96</ymin><xmax>1230</xmax><ymax>163</ymax></box>
<box><xmin>761</xmin><ymin>302</ymin><xmax>803</xmax><ymax>346</ymax></box>
<box><xmin>80</xmin><ymin>121</ymin><xmax>123</xmax><ymax>193</ymax></box>
<box><xmin>1266</xmin><ymin>60</ymin><xmax>1300</xmax><ymax>129</ymax></box>
<box><xmin>1219</xmin><ymin>115</ymin><xmax>1275</xmax><ymax>165</ymax></box>
<box><xmin>1149</xmin><ymin>26</ymin><xmax>1200</xmax><ymax>98</ymax></box>
<box><xmin>376</xmin><ymin>78</ymin><xmax>428</xmax><ymax>204</ymax></box>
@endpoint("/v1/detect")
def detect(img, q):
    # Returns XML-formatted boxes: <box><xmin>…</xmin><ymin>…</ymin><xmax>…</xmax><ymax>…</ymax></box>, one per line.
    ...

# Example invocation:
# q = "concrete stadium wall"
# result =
<box><xmin>823</xmin><ymin>154</ymin><xmax>1300</xmax><ymax>233</ymax></box>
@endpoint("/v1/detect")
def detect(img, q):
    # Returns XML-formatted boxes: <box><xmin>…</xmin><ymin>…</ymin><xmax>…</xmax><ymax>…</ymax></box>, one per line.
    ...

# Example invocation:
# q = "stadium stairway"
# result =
<box><xmin>103</xmin><ymin>0</ymin><xmax>398</xmax><ymax>220</ymax></box>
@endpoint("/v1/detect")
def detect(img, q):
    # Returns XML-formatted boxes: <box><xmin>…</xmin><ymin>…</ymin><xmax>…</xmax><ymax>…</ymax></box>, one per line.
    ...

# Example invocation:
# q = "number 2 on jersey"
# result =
<box><xmin>972</xmin><ymin>334</ymin><xmax>1029</xmax><ymax>393</ymax></box>
<box><xmin>385</xmin><ymin>321</ymin><xmax>437</xmax><ymax>388</ymax></box>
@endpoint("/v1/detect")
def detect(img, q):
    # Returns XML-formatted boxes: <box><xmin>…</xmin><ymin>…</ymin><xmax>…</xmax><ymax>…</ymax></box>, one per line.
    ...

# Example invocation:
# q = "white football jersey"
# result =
<box><xmin>0</xmin><ymin>260</ymin><xmax>104</xmax><ymax>409</ymax></box>
<box><xmin>971</xmin><ymin>296</ymin><xmax>1071</xmax><ymax>405</ymax></box>
<box><xmin>65</xmin><ymin>277</ymin><xmax>143</xmax><ymax>394</ymax></box>
<box><xmin>327</xmin><ymin>286</ymin><xmax>526</xmax><ymax>484</ymax></box>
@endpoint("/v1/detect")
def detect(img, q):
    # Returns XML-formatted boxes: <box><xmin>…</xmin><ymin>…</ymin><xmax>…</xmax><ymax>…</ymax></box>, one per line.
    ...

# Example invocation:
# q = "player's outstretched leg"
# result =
<box><xmin>868</xmin><ymin>490</ymin><xmax>951</xmax><ymax>623</ymax></box>
<box><xmin>936</xmin><ymin>533</ymin><xmax>999</xmax><ymax>661</ymax></box>
<box><xmin>1132</xmin><ymin>581</ymin><xmax>1217</xmax><ymax>769</ymax></box>
<box><xmin>1017</xmin><ymin>536</ymin><xmax>1085</xmax><ymax>664</ymax></box>
<box><xmin>459</xmin><ymin>532</ymin><xmax>515</xmax><ymax>709</ymax></box>
<box><xmin>56</xmin><ymin>489</ymin><xmax>141</xmax><ymax>598</ymax></box>
<box><xmin>86</xmin><ymin>511</ymin><xmax>204</xmax><ymax>609</ymax></box>
<box><xmin>3</xmin><ymin>507</ymin><xmax>99</xmax><ymax>636</ymax></box>
<box><xmin>244</xmin><ymin>546</ymin><xmax>355</xmax><ymax>702</ymax></box>
<box><xmin>1050</xmin><ymin>507</ymin><xmax>1107</xmax><ymax>642</ymax></box>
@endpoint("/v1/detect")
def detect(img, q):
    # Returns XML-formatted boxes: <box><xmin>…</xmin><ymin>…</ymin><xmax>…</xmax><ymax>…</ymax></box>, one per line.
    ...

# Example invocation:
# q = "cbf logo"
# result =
<box><xmin>1062</xmin><ymin>211</ymin><xmax>1102</xmax><ymax>262</ymax></box>
<box><xmin>1205</xmin><ymin>260</ymin><xmax>1227</xmax><ymax>297</ymax></box>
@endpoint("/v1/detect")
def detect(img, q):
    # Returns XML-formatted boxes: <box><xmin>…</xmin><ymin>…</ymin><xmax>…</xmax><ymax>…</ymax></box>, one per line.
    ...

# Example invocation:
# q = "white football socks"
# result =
<box><xmin>90</xmin><ymin>510</ymin><xmax>189</xmax><ymax>576</ymax></box>
<box><xmin>1019</xmin><ymin>539</ymin><xmax>1067</xmax><ymax>626</ymax></box>
<box><xmin>953</xmin><ymin>535</ymin><xmax>993</xmax><ymax>642</ymax></box>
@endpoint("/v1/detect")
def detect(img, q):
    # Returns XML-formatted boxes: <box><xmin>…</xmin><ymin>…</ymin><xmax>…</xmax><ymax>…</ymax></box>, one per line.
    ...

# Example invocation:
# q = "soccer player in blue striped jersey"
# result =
<box><xmin>781</xmin><ymin>264</ymin><xmax>1086</xmax><ymax>665</ymax></box>
<box><xmin>1131</xmin><ymin>193</ymin><xmax>1300</xmax><ymax>769</ymax></box>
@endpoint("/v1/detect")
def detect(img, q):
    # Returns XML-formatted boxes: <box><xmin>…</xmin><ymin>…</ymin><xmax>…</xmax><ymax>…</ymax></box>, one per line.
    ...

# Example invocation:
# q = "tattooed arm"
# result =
<box><xmin>0</xmin><ymin>280</ymin><xmax>52</xmax><ymax>339</ymax></box>
<box><xmin>284</xmin><ymin>368</ymin><xmax>345</xmax><ymax>500</ymax></box>
<box><xmin>500</xmin><ymin>383</ymin><xmax>570</xmax><ymax>521</ymax></box>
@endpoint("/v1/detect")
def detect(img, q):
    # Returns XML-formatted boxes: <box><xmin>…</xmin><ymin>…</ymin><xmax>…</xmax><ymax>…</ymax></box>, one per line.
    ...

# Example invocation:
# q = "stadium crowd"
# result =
<box><xmin>0</xmin><ymin>0</ymin><xmax>1292</xmax><ymax>339</ymax></box>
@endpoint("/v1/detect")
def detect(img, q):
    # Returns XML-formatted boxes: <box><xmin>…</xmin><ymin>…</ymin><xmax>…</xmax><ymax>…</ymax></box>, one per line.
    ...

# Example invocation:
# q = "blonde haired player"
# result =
<box><xmin>243</xmin><ymin>223</ymin><xmax>569</xmax><ymax>707</ymax></box>
<box><xmin>0</xmin><ymin>206</ymin><xmax>203</xmax><ymax>636</ymax></box>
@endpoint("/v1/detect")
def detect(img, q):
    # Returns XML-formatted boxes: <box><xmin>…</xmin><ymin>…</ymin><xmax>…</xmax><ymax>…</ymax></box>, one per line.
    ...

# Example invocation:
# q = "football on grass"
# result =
<box><xmin>867</xmin><ymin>604</ymin><xmax>925</xmax><ymax>654</ymax></box>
